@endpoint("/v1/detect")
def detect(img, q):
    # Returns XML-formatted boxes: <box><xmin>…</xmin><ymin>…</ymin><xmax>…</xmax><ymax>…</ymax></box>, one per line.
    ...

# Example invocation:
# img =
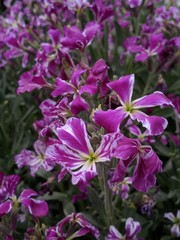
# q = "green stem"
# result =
<box><xmin>97</xmin><ymin>163</ymin><xmax>113</xmax><ymax>226</ymax></box>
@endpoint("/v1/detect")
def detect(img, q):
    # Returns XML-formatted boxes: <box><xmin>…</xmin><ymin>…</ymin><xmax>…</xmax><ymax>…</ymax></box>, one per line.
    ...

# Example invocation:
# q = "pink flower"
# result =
<box><xmin>127</xmin><ymin>0</ymin><xmax>143</xmax><ymax>8</ymax></box>
<box><xmin>46</xmin><ymin>117</ymin><xmax>119</xmax><ymax>185</ymax></box>
<box><xmin>17</xmin><ymin>70</ymin><xmax>48</xmax><ymax>94</ymax></box>
<box><xmin>164</xmin><ymin>210</ymin><xmax>180</xmax><ymax>237</ymax></box>
<box><xmin>111</xmin><ymin>136</ymin><xmax>162</xmax><ymax>192</ymax></box>
<box><xmin>0</xmin><ymin>189</ymin><xmax>48</xmax><ymax>218</ymax></box>
<box><xmin>46</xmin><ymin>212</ymin><xmax>99</xmax><ymax>239</ymax></box>
<box><xmin>106</xmin><ymin>218</ymin><xmax>142</xmax><ymax>240</ymax></box>
<box><xmin>0</xmin><ymin>172</ymin><xmax>20</xmax><ymax>203</ymax></box>
<box><xmin>14</xmin><ymin>140</ymin><xmax>55</xmax><ymax>176</ymax></box>
<box><xmin>94</xmin><ymin>74</ymin><xmax>174</xmax><ymax>135</ymax></box>
<box><xmin>61</xmin><ymin>21</ymin><xmax>100</xmax><ymax>51</ymax></box>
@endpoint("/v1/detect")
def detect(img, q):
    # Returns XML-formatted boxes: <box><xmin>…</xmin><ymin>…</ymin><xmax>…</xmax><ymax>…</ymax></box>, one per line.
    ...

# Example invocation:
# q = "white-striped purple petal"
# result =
<box><xmin>107</xmin><ymin>74</ymin><xmax>135</xmax><ymax>105</ymax></box>
<box><xmin>132</xmin><ymin>147</ymin><xmax>162</xmax><ymax>192</ymax></box>
<box><xmin>131</xmin><ymin>110</ymin><xmax>168</xmax><ymax>135</ymax></box>
<box><xmin>57</xmin><ymin>118</ymin><xmax>93</xmax><ymax>154</ymax></box>
<box><xmin>22</xmin><ymin>198</ymin><xmax>48</xmax><ymax>217</ymax></box>
<box><xmin>19</xmin><ymin>189</ymin><xmax>38</xmax><ymax>201</ymax></box>
<box><xmin>106</xmin><ymin>226</ymin><xmax>123</xmax><ymax>240</ymax></box>
<box><xmin>0</xmin><ymin>200</ymin><xmax>13</xmax><ymax>217</ymax></box>
<box><xmin>133</xmin><ymin>91</ymin><xmax>174</xmax><ymax>109</ymax></box>
<box><xmin>125</xmin><ymin>217</ymin><xmax>141</xmax><ymax>239</ymax></box>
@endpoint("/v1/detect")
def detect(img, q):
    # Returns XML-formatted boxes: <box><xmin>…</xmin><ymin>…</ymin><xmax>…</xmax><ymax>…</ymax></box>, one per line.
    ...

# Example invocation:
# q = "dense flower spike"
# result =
<box><xmin>94</xmin><ymin>74</ymin><xmax>174</xmax><ymax>135</ymax></box>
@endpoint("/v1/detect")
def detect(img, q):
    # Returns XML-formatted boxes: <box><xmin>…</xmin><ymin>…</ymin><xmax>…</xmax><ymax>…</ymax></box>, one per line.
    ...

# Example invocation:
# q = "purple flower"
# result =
<box><xmin>127</xmin><ymin>0</ymin><xmax>143</xmax><ymax>8</ymax></box>
<box><xmin>17</xmin><ymin>70</ymin><xmax>48</xmax><ymax>94</ymax></box>
<box><xmin>51</xmin><ymin>67</ymin><xmax>90</xmax><ymax>115</ymax></box>
<box><xmin>0</xmin><ymin>189</ymin><xmax>48</xmax><ymax>218</ymax></box>
<box><xmin>94</xmin><ymin>74</ymin><xmax>174</xmax><ymax>135</ymax></box>
<box><xmin>40</xmin><ymin>97</ymin><xmax>71</xmax><ymax>119</ymax></box>
<box><xmin>14</xmin><ymin>140</ymin><xmax>54</xmax><ymax>176</ymax></box>
<box><xmin>127</xmin><ymin>34</ymin><xmax>166</xmax><ymax>62</ymax></box>
<box><xmin>164</xmin><ymin>211</ymin><xmax>180</xmax><ymax>238</ymax></box>
<box><xmin>61</xmin><ymin>21</ymin><xmax>100</xmax><ymax>51</ymax></box>
<box><xmin>46</xmin><ymin>212</ymin><xmax>99</xmax><ymax>239</ymax></box>
<box><xmin>109</xmin><ymin>176</ymin><xmax>132</xmax><ymax>199</ymax></box>
<box><xmin>46</xmin><ymin>117</ymin><xmax>119</xmax><ymax>185</ymax></box>
<box><xmin>65</xmin><ymin>0</ymin><xmax>90</xmax><ymax>12</ymax></box>
<box><xmin>0</xmin><ymin>172</ymin><xmax>20</xmax><ymax>203</ymax></box>
<box><xmin>111</xmin><ymin>136</ymin><xmax>162</xmax><ymax>192</ymax></box>
<box><xmin>91</xmin><ymin>0</ymin><xmax>113</xmax><ymax>24</ymax></box>
<box><xmin>106</xmin><ymin>218</ymin><xmax>142</xmax><ymax>240</ymax></box>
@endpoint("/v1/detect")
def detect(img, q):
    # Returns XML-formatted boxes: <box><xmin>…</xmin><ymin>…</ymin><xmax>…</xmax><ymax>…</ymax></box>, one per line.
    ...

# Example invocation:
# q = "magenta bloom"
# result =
<box><xmin>106</xmin><ymin>218</ymin><xmax>142</xmax><ymax>240</ymax></box>
<box><xmin>46</xmin><ymin>212</ymin><xmax>99</xmax><ymax>239</ymax></box>
<box><xmin>111</xmin><ymin>136</ymin><xmax>162</xmax><ymax>192</ymax></box>
<box><xmin>127</xmin><ymin>0</ymin><xmax>142</xmax><ymax>8</ymax></box>
<box><xmin>164</xmin><ymin>210</ymin><xmax>180</xmax><ymax>238</ymax></box>
<box><xmin>0</xmin><ymin>189</ymin><xmax>48</xmax><ymax>218</ymax></box>
<box><xmin>0</xmin><ymin>172</ymin><xmax>20</xmax><ymax>203</ymax></box>
<box><xmin>61</xmin><ymin>21</ymin><xmax>100</xmax><ymax>51</ymax></box>
<box><xmin>15</xmin><ymin>140</ymin><xmax>54</xmax><ymax>176</ymax></box>
<box><xmin>46</xmin><ymin>117</ymin><xmax>118</xmax><ymax>185</ymax></box>
<box><xmin>94</xmin><ymin>74</ymin><xmax>174</xmax><ymax>135</ymax></box>
<box><xmin>17</xmin><ymin>70</ymin><xmax>48</xmax><ymax>94</ymax></box>
<box><xmin>51</xmin><ymin>67</ymin><xmax>91</xmax><ymax>115</ymax></box>
<box><xmin>129</xmin><ymin>34</ymin><xmax>165</xmax><ymax>62</ymax></box>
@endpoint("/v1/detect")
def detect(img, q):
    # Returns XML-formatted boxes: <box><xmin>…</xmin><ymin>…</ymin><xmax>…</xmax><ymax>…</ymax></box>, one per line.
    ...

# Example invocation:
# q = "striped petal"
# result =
<box><xmin>57</xmin><ymin>118</ymin><xmax>93</xmax><ymax>154</ymax></box>
<box><xmin>133</xmin><ymin>91</ymin><xmax>174</xmax><ymax>109</ymax></box>
<box><xmin>107</xmin><ymin>74</ymin><xmax>134</xmax><ymax>105</ymax></box>
<box><xmin>131</xmin><ymin>110</ymin><xmax>168</xmax><ymax>135</ymax></box>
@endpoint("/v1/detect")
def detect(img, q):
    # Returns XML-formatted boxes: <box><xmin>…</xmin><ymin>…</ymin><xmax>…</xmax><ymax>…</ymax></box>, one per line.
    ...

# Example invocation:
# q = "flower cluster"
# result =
<box><xmin>0</xmin><ymin>0</ymin><xmax>179</xmax><ymax>239</ymax></box>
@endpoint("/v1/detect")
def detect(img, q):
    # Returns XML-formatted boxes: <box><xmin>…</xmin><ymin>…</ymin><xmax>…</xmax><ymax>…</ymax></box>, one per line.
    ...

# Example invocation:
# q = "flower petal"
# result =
<box><xmin>70</xmin><ymin>96</ymin><xmax>89</xmax><ymax>115</ymax></box>
<box><xmin>133</xmin><ymin>91</ymin><xmax>174</xmax><ymax>109</ymax></box>
<box><xmin>57</xmin><ymin>118</ymin><xmax>93</xmax><ymax>154</ymax></box>
<box><xmin>0</xmin><ymin>200</ymin><xmax>13</xmax><ymax>217</ymax></box>
<box><xmin>125</xmin><ymin>217</ymin><xmax>141</xmax><ymax>239</ymax></box>
<box><xmin>131</xmin><ymin>110</ymin><xmax>168</xmax><ymax>135</ymax></box>
<box><xmin>19</xmin><ymin>189</ymin><xmax>38</xmax><ymax>201</ymax></box>
<box><xmin>51</xmin><ymin>78</ymin><xmax>74</xmax><ymax>97</ymax></box>
<box><xmin>132</xmin><ymin>147</ymin><xmax>162</xmax><ymax>192</ymax></box>
<box><xmin>107</xmin><ymin>74</ymin><xmax>134</xmax><ymax>105</ymax></box>
<box><xmin>22</xmin><ymin>198</ymin><xmax>48</xmax><ymax>217</ymax></box>
<box><xmin>93</xmin><ymin>108</ymin><xmax>128</xmax><ymax>133</ymax></box>
<box><xmin>106</xmin><ymin>226</ymin><xmax>123</xmax><ymax>240</ymax></box>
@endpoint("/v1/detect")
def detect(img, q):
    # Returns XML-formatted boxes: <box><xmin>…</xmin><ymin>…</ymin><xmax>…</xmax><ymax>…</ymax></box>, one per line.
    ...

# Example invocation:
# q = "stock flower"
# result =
<box><xmin>0</xmin><ymin>172</ymin><xmax>20</xmax><ymax>203</ymax></box>
<box><xmin>61</xmin><ymin>21</ymin><xmax>100</xmax><ymax>51</ymax></box>
<box><xmin>0</xmin><ymin>189</ymin><xmax>48</xmax><ymax>218</ymax></box>
<box><xmin>94</xmin><ymin>74</ymin><xmax>174</xmax><ymax>135</ymax></box>
<box><xmin>127</xmin><ymin>0</ymin><xmax>143</xmax><ymax>8</ymax></box>
<box><xmin>106</xmin><ymin>217</ymin><xmax>142</xmax><ymax>240</ymax></box>
<box><xmin>111</xmin><ymin>136</ymin><xmax>162</xmax><ymax>192</ymax></box>
<box><xmin>15</xmin><ymin>140</ymin><xmax>54</xmax><ymax>176</ymax></box>
<box><xmin>46</xmin><ymin>117</ymin><xmax>118</xmax><ymax>184</ymax></box>
<box><xmin>46</xmin><ymin>212</ymin><xmax>99</xmax><ymax>239</ymax></box>
<box><xmin>108</xmin><ymin>176</ymin><xmax>132</xmax><ymax>199</ymax></box>
<box><xmin>51</xmin><ymin>67</ymin><xmax>91</xmax><ymax>115</ymax></box>
<box><xmin>164</xmin><ymin>210</ymin><xmax>180</xmax><ymax>238</ymax></box>
<box><xmin>17</xmin><ymin>70</ymin><xmax>48</xmax><ymax>94</ymax></box>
